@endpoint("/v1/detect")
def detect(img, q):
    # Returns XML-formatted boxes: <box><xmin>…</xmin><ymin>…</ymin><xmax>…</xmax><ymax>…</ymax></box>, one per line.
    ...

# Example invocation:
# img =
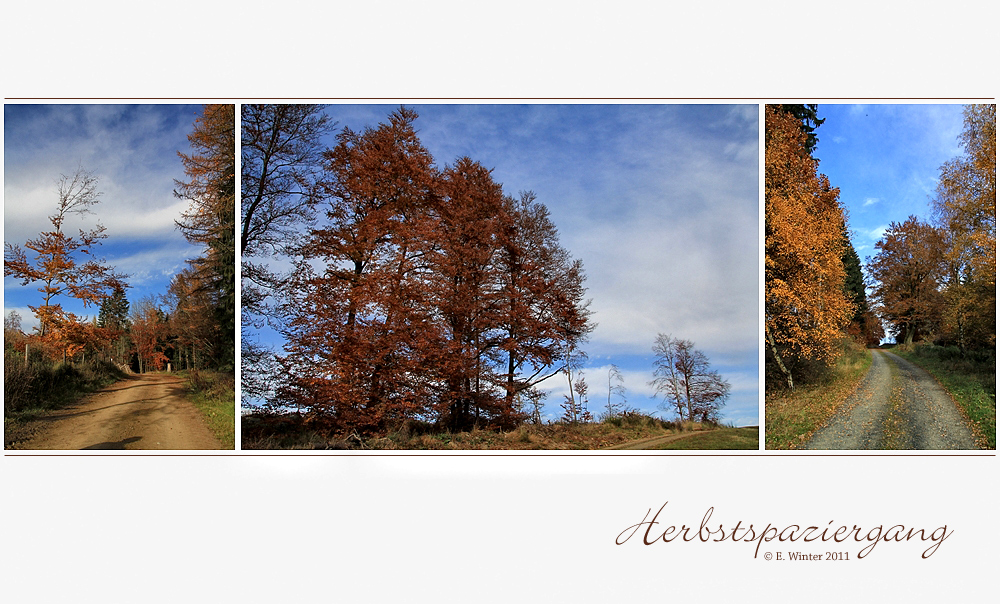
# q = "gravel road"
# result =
<box><xmin>804</xmin><ymin>349</ymin><xmax>980</xmax><ymax>450</ymax></box>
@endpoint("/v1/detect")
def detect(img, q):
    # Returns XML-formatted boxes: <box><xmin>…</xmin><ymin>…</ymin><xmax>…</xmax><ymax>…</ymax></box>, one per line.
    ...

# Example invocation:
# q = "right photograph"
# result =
<box><xmin>764</xmin><ymin>103</ymin><xmax>996</xmax><ymax>450</ymax></box>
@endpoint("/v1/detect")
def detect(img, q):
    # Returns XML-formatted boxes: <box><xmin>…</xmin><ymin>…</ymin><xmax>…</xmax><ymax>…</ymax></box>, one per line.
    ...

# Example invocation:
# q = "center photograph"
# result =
<box><xmin>239</xmin><ymin>104</ymin><xmax>759</xmax><ymax>450</ymax></box>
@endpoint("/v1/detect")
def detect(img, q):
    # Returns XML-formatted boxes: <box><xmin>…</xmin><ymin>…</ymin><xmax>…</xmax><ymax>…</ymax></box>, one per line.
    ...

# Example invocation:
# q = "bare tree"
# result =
<box><xmin>241</xmin><ymin>104</ymin><xmax>334</xmax><ymax>260</ymax></box>
<box><xmin>649</xmin><ymin>334</ymin><xmax>729</xmax><ymax>422</ymax></box>
<box><xmin>602</xmin><ymin>364</ymin><xmax>627</xmax><ymax>420</ymax></box>
<box><xmin>241</xmin><ymin>105</ymin><xmax>334</xmax><ymax>406</ymax></box>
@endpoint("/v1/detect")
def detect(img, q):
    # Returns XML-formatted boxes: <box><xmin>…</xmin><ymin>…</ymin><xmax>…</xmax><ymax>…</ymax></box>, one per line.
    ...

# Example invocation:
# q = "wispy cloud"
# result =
<box><xmin>4</xmin><ymin>104</ymin><xmax>205</xmax><ymax>325</ymax></box>
<box><xmin>867</xmin><ymin>224</ymin><xmax>888</xmax><ymax>242</ymax></box>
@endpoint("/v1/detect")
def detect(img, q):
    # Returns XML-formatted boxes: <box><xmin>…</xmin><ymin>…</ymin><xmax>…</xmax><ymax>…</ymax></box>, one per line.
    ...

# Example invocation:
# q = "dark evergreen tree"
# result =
<box><xmin>770</xmin><ymin>104</ymin><xmax>825</xmax><ymax>155</ymax></box>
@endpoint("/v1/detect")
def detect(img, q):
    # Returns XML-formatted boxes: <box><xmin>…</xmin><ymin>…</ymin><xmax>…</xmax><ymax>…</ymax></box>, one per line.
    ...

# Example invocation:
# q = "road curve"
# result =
<box><xmin>22</xmin><ymin>373</ymin><xmax>222</xmax><ymax>450</ymax></box>
<box><xmin>804</xmin><ymin>349</ymin><xmax>980</xmax><ymax>450</ymax></box>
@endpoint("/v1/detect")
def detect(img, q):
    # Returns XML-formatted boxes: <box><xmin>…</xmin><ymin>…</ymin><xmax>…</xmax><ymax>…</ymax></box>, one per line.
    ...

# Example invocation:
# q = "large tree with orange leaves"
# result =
<box><xmin>4</xmin><ymin>167</ymin><xmax>126</xmax><ymax>360</ymax></box>
<box><xmin>765</xmin><ymin>107</ymin><xmax>854</xmax><ymax>389</ymax></box>
<box><xmin>932</xmin><ymin>104</ymin><xmax>996</xmax><ymax>351</ymax></box>
<box><xmin>866</xmin><ymin>216</ymin><xmax>946</xmax><ymax>346</ymax></box>
<box><xmin>276</xmin><ymin>107</ymin><xmax>592</xmax><ymax>433</ymax></box>
<box><xmin>280</xmin><ymin>107</ymin><xmax>440</xmax><ymax>430</ymax></box>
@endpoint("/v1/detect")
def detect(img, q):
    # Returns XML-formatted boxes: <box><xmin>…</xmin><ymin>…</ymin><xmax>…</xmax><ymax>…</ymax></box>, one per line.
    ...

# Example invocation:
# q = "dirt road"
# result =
<box><xmin>804</xmin><ymin>349</ymin><xmax>980</xmax><ymax>450</ymax></box>
<box><xmin>22</xmin><ymin>373</ymin><xmax>221</xmax><ymax>450</ymax></box>
<box><xmin>604</xmin><ymin>431</ymin><xmax>704</xmax><ymax>450</ymax></box>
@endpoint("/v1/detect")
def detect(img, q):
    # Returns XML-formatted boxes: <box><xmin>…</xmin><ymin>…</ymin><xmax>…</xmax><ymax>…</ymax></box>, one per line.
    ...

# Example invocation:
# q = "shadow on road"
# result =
<box><xmin>82</xmin><ymin>436</ymin><xmax>143</xmax><ymax>450</ymax></box>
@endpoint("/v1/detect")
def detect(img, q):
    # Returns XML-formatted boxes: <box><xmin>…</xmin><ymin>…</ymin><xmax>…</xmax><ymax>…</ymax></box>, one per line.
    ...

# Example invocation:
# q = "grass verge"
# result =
<box><xmin>765</xmin><ymin>340</ymin><xmax>872</xmax><ymax>449</ymax></box>
<box><xmin>241</xmin><ymin>411</ymin><xmax>743</xmax><ymax>450</ymax></box>
<box><xmin>892</xmin><ymin>345</ymin><xmax>995</xmax><ymax>449</ymax></box>
<box><xmin>184</xmin><ymin>370</ymin><xmax>236</xmax><ymax>450</ymax></box>
<box><xmin>649</xmin><ymin>426</ymin><xmax>758</xmax><ymax>450</ymax></box>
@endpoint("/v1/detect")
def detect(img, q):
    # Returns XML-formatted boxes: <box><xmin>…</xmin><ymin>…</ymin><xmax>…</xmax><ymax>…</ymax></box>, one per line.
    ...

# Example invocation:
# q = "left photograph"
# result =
<box><xmin>4</xmin><ymin>104</ymin><xmax>235</xmax><ymax>450</ymax></box>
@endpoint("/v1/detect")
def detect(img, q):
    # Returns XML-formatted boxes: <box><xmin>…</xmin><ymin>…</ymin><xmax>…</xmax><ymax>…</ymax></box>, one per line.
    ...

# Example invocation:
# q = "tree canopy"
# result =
<box><xmin>649</xmin><ymin>333</ymin><xmax>729</xmax><ymax>422</ymax></box>
<box><xmin>4</xmin><ymin>167</ymin><xmax>127</xmax><ymax>360</ymax></box>
<box><xmin>175</xmin><ymin>104</ymin><xmax>236</xmax><ymax>370</ymax></box>
<box><xmin>274</xmin><ymin>107</ymin><xmax>593</xmax><ymax>433</ymax></box>
<box><xmin>932</xmin><ymin>104</ymin><xmax>996</xmax><ymax>351</ymax></box>
<box><xmin>765</xmin><ymin>106</ymin><xmax>854</xmax><ymax>389</ymax></box>
<box><xmin>866</xmin><ymin>216</ymin><xmax>946</xmax><ymax>346</ymax></box>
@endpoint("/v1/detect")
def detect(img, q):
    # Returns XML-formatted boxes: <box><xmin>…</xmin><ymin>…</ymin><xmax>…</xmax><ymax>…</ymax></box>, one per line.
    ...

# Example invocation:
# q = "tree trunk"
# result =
<box><xmin>765</xmin><ymin>323</ymin><xmax>794</xmax><ymax>390</ymax></box>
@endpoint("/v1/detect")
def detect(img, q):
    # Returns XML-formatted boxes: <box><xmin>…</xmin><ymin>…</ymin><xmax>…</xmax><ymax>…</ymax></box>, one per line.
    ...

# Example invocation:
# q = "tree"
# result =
<box><xmin>280</xmin><ymin>106</ymin><xmax>440</xmax><ymax>430</ymax></box>
<box><xmin>129</xmin><ymin>295</ymin><xmax>169</xmax><ymax>373</ymax></box>
<box><xmin>840</xmin><ymin>228</ymin><xmax>883</xmax><ymax>346</ymax></box>
<box><xmin>933</xmin><ymin>104</ymin><xmax>996</xmax><ymax>351</ymax></box>
<box><xmin>241</xmin><ymin>104</ymin><xmax>334</xmax><ymax>260</ymax></box>
<box><xmin>164</xmin><ymin>268</ymin><xmax>218</xmax><ymax>371</ymax></box>
<box><xmin>524</xmin><ymin>386</ymin><xmax>548</xmax><ymax>424</ymax></box>
<box><xmin>97</xmin><ymin>283</ymin><xmax>130</xmax><ymax>363</ymax></box>
<box><xmin>428</xmin><ymin>157</ymin><xmax>510</xmax><ymax>429</ymax></box>
<box><xmin>278</xmin><ymin>107</ymin><xmax>594</xmax><ymax>434</ymax></box>
<box><xmin>561</xmin><ymin>371</ymin><xmax>591</xmax><ymax>423</ymax></box>
<box><xmin>765</xmin><ymin>107</ymin><xmax>854</xmax><ymax>389</ymax></box>
<box><xmin>602</xmin><ymin>364</ymin><xmax>626</xmax><ymax>420</ymax></box>
<box><xmin>496</xmin><ymin>191</ymin><xmax>594</xmax><ymax>419</ymax></box>
<box><xmin>175</xmin><ymin>104</ymin><xmax>236</xmax><ymax>370</ymax></box>
<box><xmin>241</xmin><ymin>104</ymin><xmax>335</xmax><ymax>406</ymax></box>
<box><xmin>649</xmin><ymin>334</ymin><xmax>730</xmax><ymax>423</ymax></box>
<box><xmin>866</xmin><ymin>216</ymin><xmax>946</xmax><ymax>346</ymax></box>
<box><xmin>770</xmin><ymin>104</ymin><xmax>825</xmax><ymax>155</ymax></box>
<box><xmin>4</xmin><ymin>167</ymin><xmax>126</xmax><ymax>359</ymax></box>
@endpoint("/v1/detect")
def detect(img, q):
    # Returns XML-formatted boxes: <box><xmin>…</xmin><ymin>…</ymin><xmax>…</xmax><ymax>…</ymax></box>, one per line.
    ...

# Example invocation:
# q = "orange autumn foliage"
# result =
<box><xmin>765</xmin><ymin>107</ymin><xmax>854</xmax><ymax>388</ymax></box>
<box><xmin>933</xmin><ymin>104</ymin><xmax>996</xmax><ymax>350</ymax></box>
<box><xmin>4</xmin><ymin>168</ymin><xmax>126</xmax><ymax>361</ymax></box>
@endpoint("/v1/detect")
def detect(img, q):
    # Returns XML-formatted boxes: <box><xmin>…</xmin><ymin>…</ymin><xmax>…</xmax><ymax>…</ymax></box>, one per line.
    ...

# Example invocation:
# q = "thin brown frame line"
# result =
<box><xmin>5</xmin><ymin>97</ymin><xmax>996</xmax><ymax>101</ymax></box>
<box><xmin>6</xmin><ymin>453</ymin><xmax>995</xmax><ymax>457</ymax></box>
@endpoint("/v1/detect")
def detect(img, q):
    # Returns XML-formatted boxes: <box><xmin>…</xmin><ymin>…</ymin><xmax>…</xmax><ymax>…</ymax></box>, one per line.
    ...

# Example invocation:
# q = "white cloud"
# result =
<box><xmin>863</xmin><ymin>197</ymin><xmax>879</xmax><ymax>206</ymax></box>
<box><xmin>867</xmin><ymin>224</ymin><xmax>888</xmax><ymax>241</ymax></box>
<box><xmin>108</xmin><ymin>242</ymin><xmax>198</xmax><ymax>286</ymax></box>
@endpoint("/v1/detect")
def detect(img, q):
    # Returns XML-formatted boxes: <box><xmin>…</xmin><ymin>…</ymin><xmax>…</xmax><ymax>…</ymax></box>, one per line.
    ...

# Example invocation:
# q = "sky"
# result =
<box><xmin>247</xmin><ymin>104</ymin><xmax>760</xmax><ymax>426</ymax></box>
<box><xmin>812</xmin><ymin>104</ymin><xmax>968</xmax><ymax>344</ymax></box>
<box><xmin>4</xmin><ymin>104</ymin><xmax>207</xmax><ymax>336</ymax></box>
<box><xmin>813</xmin><ymin>104</ymin><xmax>967</xmax><ymax>260</ymax></box>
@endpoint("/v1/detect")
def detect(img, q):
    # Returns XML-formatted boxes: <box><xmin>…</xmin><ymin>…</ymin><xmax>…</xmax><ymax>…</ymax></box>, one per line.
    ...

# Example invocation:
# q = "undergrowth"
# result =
<box><xmin>4</xmin><ymin>352</ymin><xmax>127</xmax><ymax>447</ymax></box>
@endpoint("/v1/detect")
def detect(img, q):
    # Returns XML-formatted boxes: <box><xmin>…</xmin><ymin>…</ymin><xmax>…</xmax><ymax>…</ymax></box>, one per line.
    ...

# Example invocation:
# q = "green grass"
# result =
<box><xmin>649</xmin><ymin>426</ymin><xmax>759</xmax><ymax>450</ymax></box>
<box><xmin>183</xmin><ymin>370</ymin><xmax>236</xmax><ymax>450</ymax></box>
<box><xmin>765</xmin><ymin>340</ymin><xmax>873</xmax><ymax>449</ymax></box>
<box><xmin>892</xmin><ymin>345</ymin><xmax>995</xmax><ymax>449</ymax></box>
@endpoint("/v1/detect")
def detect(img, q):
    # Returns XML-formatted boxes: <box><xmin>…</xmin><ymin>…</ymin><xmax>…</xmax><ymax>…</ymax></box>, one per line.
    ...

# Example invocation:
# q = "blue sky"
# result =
<box><xmin>4</xmin><ymin>104</ymin><xmax>207</xmax><ymax>335</ymax></box>
<box><xmin>813</xmin><ymin>104</ymin><xmax>966</xmax><ymax>259</ymax></box>
<box><xmin>812</xmin><ymin>104</ymin><xmax>968</xmax><ymax>344</ymax></box>
<box><xmin>248</xmin><ymin>104</ymin><xmax>760</xmax><ymax>426</ymax></box>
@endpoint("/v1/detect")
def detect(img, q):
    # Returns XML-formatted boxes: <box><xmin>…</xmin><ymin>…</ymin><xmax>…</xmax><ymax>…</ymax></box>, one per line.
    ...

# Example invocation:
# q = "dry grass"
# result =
<box><xmin>765</xmin><ymin>339</ymin><xmax>872</xmax><ymax>449</ymax></box>
<box><xmin>242</xmin><ymin>412</ymin><xmax>700</xmax><ymax>450</ymax></box>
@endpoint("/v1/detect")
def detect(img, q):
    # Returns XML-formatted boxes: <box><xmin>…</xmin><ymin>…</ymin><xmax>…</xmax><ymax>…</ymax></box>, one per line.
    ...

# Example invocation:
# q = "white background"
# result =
<box><xmin>3</xmin><ymin>2</ymin><xmax>996</xmax><ymax>602</ymax></box>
